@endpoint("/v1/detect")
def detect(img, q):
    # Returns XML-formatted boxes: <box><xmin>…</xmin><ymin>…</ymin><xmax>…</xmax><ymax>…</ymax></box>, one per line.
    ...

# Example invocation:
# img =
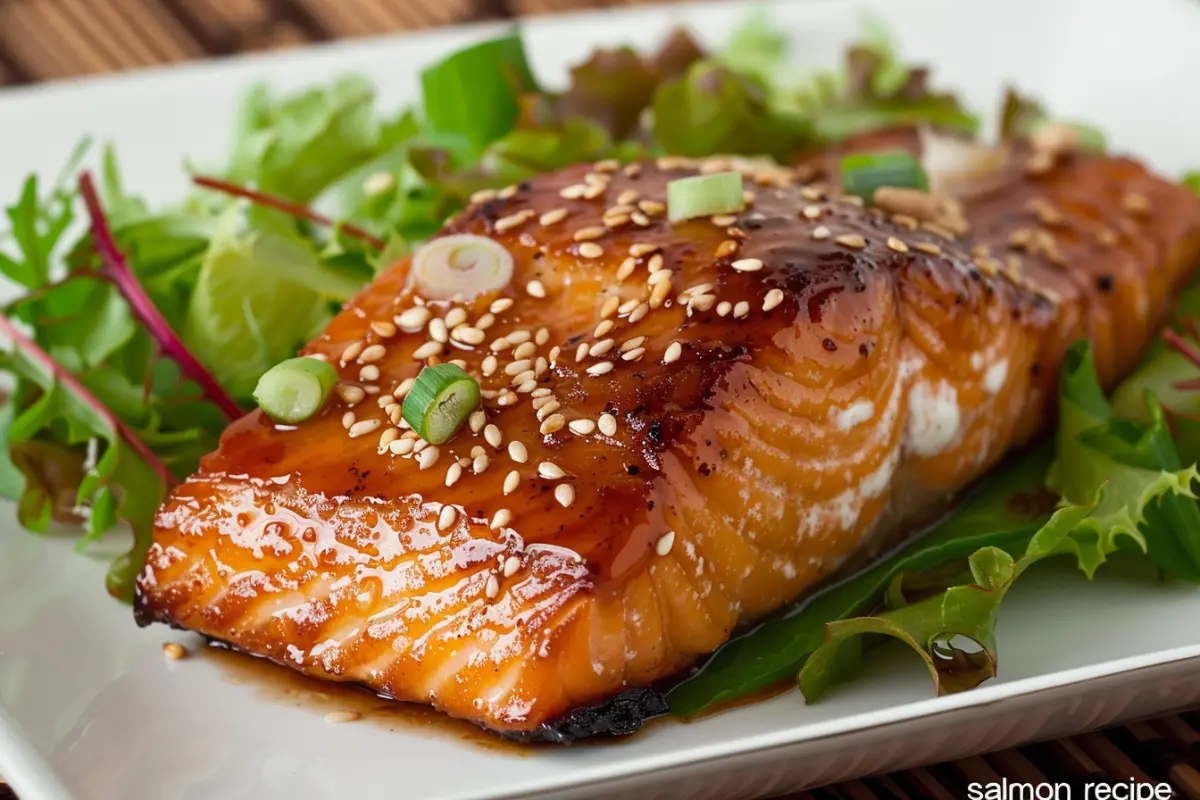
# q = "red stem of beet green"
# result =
<box><xmin>78</xmin><ymin>172</ymin><xmax>243</xmax><ymax>423</ymax></box>
<box><xmin>0</xmin><ymin>315</ymin><xmax>177</xmax><ymax>488</ymax></box>
<box><xmin>192</xmin><ymin>175</ymin><xmax>387</xmax><ymax>250</ymax></box>
<box><xmin>1164</xmin><ymin>328</ymin><xmax>1200</xmax><ymax>371</ymax></box>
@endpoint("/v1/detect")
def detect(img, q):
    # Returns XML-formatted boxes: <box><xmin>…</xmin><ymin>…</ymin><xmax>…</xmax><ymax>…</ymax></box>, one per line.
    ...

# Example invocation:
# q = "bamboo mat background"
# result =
<box><xmin>1</xmin><ymin>0</ymin><xmax>1200</xmax><ymax>797</ymax></box>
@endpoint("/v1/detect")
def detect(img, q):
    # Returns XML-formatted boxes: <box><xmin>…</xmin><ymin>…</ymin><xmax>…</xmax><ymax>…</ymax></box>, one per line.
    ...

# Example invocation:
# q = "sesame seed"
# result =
<box><xmin>162</xmin><ymin>642</ymin><xmax>187</xmax><ymax>660</ymax></box>
<box><xmin>624</xmin><ymin>163</ymin><xmax>643</xmax><ymax>177</ymax></box>
<box><xmin>887</xmin><ymin>237</ymin><xmax>909</xmax><ymax>253</ymax></box>
<box><xmin>466</xmin><ymin>409</ymin><xmax>485</xmax><ymax>434</ymax></box>
<box><xmin>631</xmin><ymin>211</ymin><xmax>651</xmax><ymax>226</ymax></box>
<box><xmin>716</xmin><ymin>239</ymin><xmax>740</xmax><ymax>258</ymax></box>
<box><xmin>532</xmin><ymin>387</ymin><xmax>552</xmax><ymax>398</ymax></box>
<box><xmin>561</xmin><ymin>183</ymin><xmax>588</xmax><ymax>199</ymax></box>
<box><xmin>348</xmin><ymin>419</ymin><xmax>381</xmax><ymax>438</ymax></box>
<box><xmin>526</xmin><ymin>280</ymin><xmax>547</xmax><ymax>299</ymax></box>
<box><xmin>489</xmin><ymin>508</ymin><xmax>513</xmax><ymax>530</ymax></box>
<box><xmin>914</xmin><ymin>242</ymin><xmax>942</xmax><ymax>255</ymax></box>
<box><xmin>711</xmin><ymin>214</ymin><xmax>738</xmax><ymax>227</ymax></box>
<box><xmin>733</xmin><ymin>301</ymin><xmax>750</xmax><ymax>318</ymax></box>
<box><xmin>812</xmin><ymin>226</ymin><xmax>831</xmax><ymax>240</ymax></box>
<box><xmin>628</xmin><ymin>303</ymin><xmax>649</xmax><ymax>324</ymax></box>
<box><xmin>359</xmin><ymin>365</ymin><xmax>380</xmax><ymax>382</ymax></box>
<box><xmin>600</xmin><ymin>297</ymin><xmax>621</xmax><ymax>321</ymax></box>
<box><xmin>428</xmin><ymin>318</ymin><xmax>449</xmax><ymax>343</ymax></box>
<box><xmin>325</xmin><ymin>711</ymin><xmax>361</xmax><ymax>724</ymax></box>
<box><xmin>507</xmin><ymin>330</ymin><xmax>532</xmax><ymax>345</ymax></box>
<box><xmin>763</xmin><ymin>288</ymin><xmax>785</xmax><ymax>312</ymax></box>
<box><xmin>336</xmin><ymin>384</ymin><xmax>366</xmax><ymax>405</ymax></box>
<box><xmin>574</xmin><ymin>342</ymin><xmax>590</xmax><ymax>363</ymax></box>
<box><xmin>569</xmin><ymin>419</ymin><xmax>596</xmax><ymax>435</ymax></box>
<box><xmin>663</xmin><ymin>341</ymin><xmax>683</xmax><ymax>364</ymax></box>
<box><xmin>538</xmin><ymin>461</ymin><xmax>566</xmax><ymax>480</ymax></box>
<box><xmin>413</xmin><ymin>341</ymin><xmax>443</xmax><ymax>360</ymax></box>
<box><xmin>1123</xmin><ymin>192</ymin><xmax>1149</xmax><ymax>216</ymax></box>
<box><xmin>477</xmin><ymin>426</ymin><xmax>500</xmax><ymax>451</ymax></box>
<box><xmin>574</xmin><ymin>226</ymin><xmax>606</xmax><ymax>242</ymax></box>
<box><xmin>503</xmin><ymin>556</ymin><xmax>521</xmax><ymax>578</ymax></box>
<box><xmin>476</xmin><ymin>314</ymin><xmax>495</xmax><ymax>331</ymax></box>
<box><xmin>594</xmin><ymin>159</ymin><xmax>620</xmax><ymax>173</ymax></box>
<box><xmin>445</xmin><ymin>462</ymin><xmax>463</xmax><ymax>487</ymax></box>
<box><xmin>486</xmin><ymin>574</ymin><xmax>500</xmax><ymax>600</ymax></box>
<box><xmin>417</xmin><ymin>446</ymin><xmax>440</xmax><ymax>470</ymax></box>
<box><xmin>589</xmin><ymin>338</ymin><xmax>615</xmax><ymax>357</ymax></box>
<box><xmin>732</xmin><ymin>258</ymin><xmax>764</xmax><ymax>273</ymax></box>
<box><xmin>800</xmin><ymin>186</ymin><xmax>824</xmax><ymax>201</ymax></box>
<box><xmin>621</xmin><ymin>347</ymin><xmax>645</xmax><ymax>361</ymax></box>
<box><xmin>618</xmin><ymin>298</ymin><xmax>640</xmax><ymax>315</ymax></box>
<box><xmin>606</xmin><ymin>212</ymin><xmax>632</xmax><ymax>229</ymax></box>
<box><xmin>503</xmin><ymin>470</ymin><xmax>520</xmax><ymax>494</ymax></box>
<box><xmin>587</xmin><ymin>361</ymin><xmax>615</xmax><ymax>376</ymax></box>
<box><xmin>370</xmin><ymin>320</ymin><xmax>397</xmax><ymax>338</ymax></box>
<box><xmin>585</xmin><ymin>171</ymin><xmax>611</xmax><ymax>187</ymax></box>
<box><xmin>540</xmin><ymin>414</ymin><xmax>566</xmax><ymax>434</ymax></box>
<box><xmin>473</xmin><ymin>453</ymin><xmax>490</xmax><ymax>474</ymax></box>
<box><xmin>598</xmin><ymin>413</ymin><xmax>617</xmax><ymax>436</ymax></box>
<box><xmin>583</xmin><ymin>183</ymin><xmax>607</xmax><ymax>200</ymax></box>
<box><xmin>717</xmin><ymin>301</ymin><xmax>732</xmax><ymax>317</ymax></box>
<box><xmin>802</xmin><ymin>205</ymin><xmax>822</xmax><ymax>219</ymax></box>
<box><xmin>505</xmin><ymin>358</ymin><xmax>533</xmax><ymax>376</ymax></box>
<box><xmin>539</xmin><ymin>208</ymin><xmax>569</xmax><ymax>226</ymax></box>
<box><xmin>378</xmin><ymin>395</ymin><xmax>396</xmax><ymax>409</ymax></box>
<box><xmin>389</xmin><ymin>406</ymin><xmax>405</xmax><ymax>426</ymax></box>
<box><xmin>481</xmin><ymin>356</ymin><xmax>498</xmax><ymax>376</ymax></box>
<box><xmin>638</xmin><ymin>200</ymin><xmax>666</xmax><ymax>216</ymax></box>
<box><xmin>498</xmin><ymin>184</ymin><xmax>519</xmax><ymax>200</ymax></box>
<box><xmin>629</xmin><ymin>243</ymin><xmax>660</xmax><ymax>258</ymax></box>
<box><xmin>395</xmin><ymin>307</ymin><xmax>431</xmax><ymax>333</ymax></box>
<box><xmin>579</xmin><ymin>242</ymin><xmax>604</xmax><ymax>259</ymax></box>
<box><xmin>378</xmin><ymin>427</ymin><xmax>400</xmax><ymax>450</ymax></box>
<box><xmin>555</xmin><ymin>484</ymin><xmax>576</xmax><ymax>508</ymax></box>
<box><xmin>494</xmin><ymin>209</ymin><xmax>534</xmax><ymax>233</ymax></box>
<box><xmin>618</xmin><ymin>189</ymin><xmax>640</xmax><ymax>205</ymax></box>
<box><xmin>535</xmin><ymin>356</ymin><xmax>548</xmax><ymax>376</ymax></box>
<box><xmin>490</xmin><ymin>297</ymin><xmax>514</xmax><ymax>314</ymax></box>
<box><xmin>835</xmin><ymin>234</ymin><xmax>867</xmax><ymax>250</ymax></box>
<box><xmin>616</xmin><ymin>258</ymin><xmax>637</xmax><ymax>281</ymax></box>
<box><xmin>389</xmin><ymin>437</ymin><xmax>414</xmax><ymax>456</ymax></box>
<box><xmin>490</xmin><ymin>337</ymin><xmax>512</xmax><ymax>353</ymax></box>
<box><xmin>470</xmin><ymin>189</ymin><xmax>498</xmax><ymax>204</ymax></box>
<box><xmin>512</xmin><ymin>341</ymin><xmax>535</xmax><ymax>360</ymax></box>
<box><xmin>508</xmin><ymin>441</ymin><xmax>528</xmax><ymax>463</ymax></box>
<box><xmin>340</xmin><ymin>341</ymin><xmax>365</xmax><ymax>363</ymax></box>
<box><xmin>437</xmin><ymin>505</ymin><xmax>457</xmax><ymax>531</ymax></box>
<box><xmin>655</xmin><ymin>530</ymin><xmax>676</xmax><ymax>556</ymax></box>
<box><xmin>536</xmin><ymin>402</ymin><xmax>561</xmax><ymax>423</ymax></box>
<box><xmin>445</xmin><ymin>308</ymin><xmax>467</xmax><ymax>328</ymax></box>
<box><xmin>536</xmin><ymin>328</ymin><xmax>551</xmax><ymax>346</ymax></box>
<box><xmin>452</xmin><ymin>326</ymin><xmax>486</xmax><ymax>345</ymax></box>
<box><xmin>648</xmin><ymin>280</ymin><xmax>672</xmax><ymax>309</ymax></box>
<box><xmin>393</xmin><ymin>379</ymin><xmax>416</xmax><ymax>399</ymax></box>
<box><xmin>511</xmin><ymin>370</ymin><xmax>536</xmax><ymax>387</ymax></box>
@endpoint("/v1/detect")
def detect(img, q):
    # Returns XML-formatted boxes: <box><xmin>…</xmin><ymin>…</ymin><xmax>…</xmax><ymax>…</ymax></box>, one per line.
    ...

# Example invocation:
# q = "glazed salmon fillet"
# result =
<box><xmin>135</xmin><ymin>152</ymin><xmax>1200</xmax><ymax>738</ymax></box>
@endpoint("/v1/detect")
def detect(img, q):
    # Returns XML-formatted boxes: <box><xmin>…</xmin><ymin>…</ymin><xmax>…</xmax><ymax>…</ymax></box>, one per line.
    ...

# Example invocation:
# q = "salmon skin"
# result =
<box><xmin>135</xmin><ymin>151</ymin><xmax>1200</xmax><ymax>741</ymax></box>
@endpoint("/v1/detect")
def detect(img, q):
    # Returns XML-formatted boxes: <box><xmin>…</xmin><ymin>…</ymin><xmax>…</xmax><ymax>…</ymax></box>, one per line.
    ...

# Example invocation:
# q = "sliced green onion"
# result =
<box><xmin>667</xmin><ymin>171</ymin><xmax>745</xmax><ymax>223</ymax></box>
<box><xmin>253</xmin><ymin>357</ymin><xmax>338</xmax><ymax>424</ymax></box>
<box><xmin>1028</xmin><ymin>118</ymin><xmax>1107</xmax><ymax>154</ymax></box>
<box><xmin>401</xmin><ymin>364</ymin><xmax>481</xmax><ymax>444</ymax></box>
<box><xmin>840</xmin><ymin>151</ymin><xmax>928</xmax><ymax>203</ymax></box>
<box><xmin>413</xmin><ymin>234</ymin><xmax>514</xmax><ymax>301</ymax></box>
<box><xmin>421</xmin><ymin>33</ymin><xmax>539</xmax><ymax>150</ymax></box>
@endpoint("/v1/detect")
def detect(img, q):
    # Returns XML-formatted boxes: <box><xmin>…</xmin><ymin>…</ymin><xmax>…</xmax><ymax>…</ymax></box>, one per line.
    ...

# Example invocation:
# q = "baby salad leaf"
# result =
<box><xmin>719</xmin><ymin>7</ymin><xmax>789</xmax><ymax>88</ymax></box>
<box><xmin>653</xmin><ymin>61</ymin><xmax>814</xmax><ymax>161</ymax></box>
<box><xmin>557</xmin><ymin>48</ymin><xmax>659</xmax><ymax>140</ymax></box>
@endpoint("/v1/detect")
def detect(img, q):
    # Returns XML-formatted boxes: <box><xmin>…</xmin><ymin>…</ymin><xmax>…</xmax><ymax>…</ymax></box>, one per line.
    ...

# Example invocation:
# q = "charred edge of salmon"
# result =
<box><xmin>495</xmin><ymin>687</ymin><xmax>668</xmax><ymax>744</ymax></box>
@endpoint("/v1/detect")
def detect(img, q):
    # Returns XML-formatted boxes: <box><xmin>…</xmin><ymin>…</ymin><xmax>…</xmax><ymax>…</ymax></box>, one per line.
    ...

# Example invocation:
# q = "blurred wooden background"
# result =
<box><xmin>0</xmin><ymin>0</ymin><xmax>676</xmax><ymax>85</ymax></box>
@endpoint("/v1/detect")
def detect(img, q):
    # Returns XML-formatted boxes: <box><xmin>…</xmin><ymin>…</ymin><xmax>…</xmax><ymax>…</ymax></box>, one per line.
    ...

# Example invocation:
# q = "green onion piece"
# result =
<box><xmin>402</xmin><ymin>364</ymin><xmax>481</xmax><ymax>444</ymax></box>
<box><xmin>667</xmin><ymin>171</ymin><xmax>745</xmax><ymax>223</ymax></box>
<box><xmin>1183</xmin><ymin>171</ymin><xmax>1200</xmax><ymax>197</ymax></box>
<box><xmin>421</xmin><ymin>33</ymin><xmax>539</xmax><ymax>151</ymax></box>
<box><xmin>840</xmin><ymin>150</ymin><xmax>928</xmax><ymax>202</ymax></box>
<box><xmin>253</xmin><ymin>357</ymin><xmax>338</xmax><ymax>424</ymax></box>
<box><xmin>1029</xmin><ymin>118</ymin><xmax>1107</xmax><ymax>153</ymax></box>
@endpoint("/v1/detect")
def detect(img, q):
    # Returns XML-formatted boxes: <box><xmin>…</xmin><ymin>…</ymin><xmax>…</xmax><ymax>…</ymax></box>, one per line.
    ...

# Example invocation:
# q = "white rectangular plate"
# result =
<box><xmin>4</xmin><ymin>1</ymin><xmax>1200</xmax><ymax>797</ymax></box>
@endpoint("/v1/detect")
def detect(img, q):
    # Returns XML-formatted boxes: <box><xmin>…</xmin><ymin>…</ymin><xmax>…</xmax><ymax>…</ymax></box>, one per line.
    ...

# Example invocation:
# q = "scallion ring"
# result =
<box><xmin>840</xmin><ymin>151</ymin><xmax>929</xmax><ymax>203</ymax></box>
<box><xmin>412</xmin><ymin>234</ymin><xmax>515</xmax><ymax>301</ymax></box>
<box><xmin>253</xmin><ymin>357</ymin><xmax>338</xmax><ymax>424</ymax></box>
<box><xmin>401</xmin><ymin>364</ymin><xmax>481</xmax><ymax>444</ymax></box>
<box><xmin>667</xmin><ymin>171</ymin><xmax>745</xmax><ymax>223</ymax></box>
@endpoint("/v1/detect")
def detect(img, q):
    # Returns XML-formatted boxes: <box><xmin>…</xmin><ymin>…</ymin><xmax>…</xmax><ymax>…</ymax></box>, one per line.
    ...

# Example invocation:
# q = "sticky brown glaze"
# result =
<box><xmin>135</xmin><ymin>154</ymin><xmax>1200</xmax><ymax>736</ymax></box>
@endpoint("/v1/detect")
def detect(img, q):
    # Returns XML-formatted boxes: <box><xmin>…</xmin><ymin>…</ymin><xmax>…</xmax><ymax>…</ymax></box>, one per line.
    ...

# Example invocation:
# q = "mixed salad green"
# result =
<box><xmin>2</xmin><ymin>12</ymin><xmax>1200</xmax><ymax>714</ymax></box>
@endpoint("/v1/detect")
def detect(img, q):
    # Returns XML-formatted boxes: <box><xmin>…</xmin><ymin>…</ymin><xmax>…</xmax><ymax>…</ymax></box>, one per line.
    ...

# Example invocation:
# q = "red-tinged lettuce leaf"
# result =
<box><xmin>557</xmin><ymin>47</ymin><xmax>659</xmax><ymax>139</ymax></box>
<box><xmin>651</xmin><ymin>28</ymin><xmax>706</xmax><ymax>80</ymax></box>
<box><xmin>652</xmin><ymin>61</ymin><xmax>815</xmax><ymax>161</ymax></box>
